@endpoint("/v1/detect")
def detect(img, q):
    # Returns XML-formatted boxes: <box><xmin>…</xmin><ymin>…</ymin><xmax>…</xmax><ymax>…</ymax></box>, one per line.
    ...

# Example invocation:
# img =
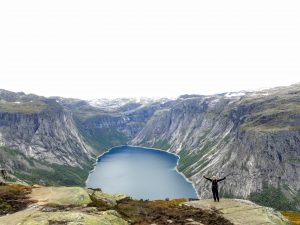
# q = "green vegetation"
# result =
<box><xmin>152</xmin><ymin>139</ymin><xmax>171</xmax><ymax>150</ymax></box>
<box><xmin>252</xmin><ymin>103</ymin><xmax>300</xmax><ymax>117</ymax></box>
<box><xmin>0</xmin><ymin>146</ymin><xmax>36</xmax><ymax>169</ymax></box>
<box><xmin>223</xmin><ymin>133</ymin><xmax>231</xmax><ymax>143</ymax></box>
<box><xmin>281</xmin><ymin>211</ymin><xmax>300</xmax><ymax>225</ymax></box>
<box><xmin>152</xmin><ymin>108</ymin><xmax>170</xmax><ymax>117</ymax></box>
<box><xmin>220</xmin><ymin>191</ymin><xmax>236</xmax><ymax>199</ymax></box>
<box><xmin>77</xmin><ymin>109</ymin><xmax>122</xmax><ymax>120</ymax></box>
<box><xmin>15</xmin><ymin>162</ymin><xmax>93</xmax><ymax>187</ymax></box>
<box><xmin>239</xmin><ymin>95</ymin><xmax>300</xmax><ymax>132</ymax></box>
<box><xmin>288</xmin><ymin>156</ymin><xmax>300</xmax><ymax>163</ymax></box>
<box><xmin>0</xmin><ymin>146</ymin><xmax>23</xmax><ymax>157</ymax></box>
<box><xmin>89</xmin><ymin>197</ymin><xmax>233</xmax><ymax>225</ymax></box>
<box><xmin>0</xmin><ymin>100</ymin><xmax>45</xmax><ymax>113</ymax></box>
<box><xmin>126</xmin><ymin>121</ymin><xmax>145</xmax><ymax>126</ymax></box>
<box><xmin>178</xmin><ymin>141</ymin><xmax>216</xmax><ymax>176</ymax></box>
<box><xmin>0</xmin><ymin>146</ymin><xmax>93</xmax><ymax>186</ymax></box>
<box><xmin>76</xmin><ymin>124</ymin><xmax>129</xmax><ymax>153</ymax></box>
<box><xmin>241</xmin><ymin>123</ymin><xmax>296</xmax><ymax>132</ymax></box>
<box><xmin>81</xmin><ymin>128</ymin><xmax>128</xmax><ymax>152</ymax></box>
<box><xmin>0</xmin><ymin>184</ymin><xmax>33</xmax><ymax>215</ymax></box>
<box><xmin>248</xmin><ymin>186</ymin><xmax>299</xmax><ymax>211</ymax></box>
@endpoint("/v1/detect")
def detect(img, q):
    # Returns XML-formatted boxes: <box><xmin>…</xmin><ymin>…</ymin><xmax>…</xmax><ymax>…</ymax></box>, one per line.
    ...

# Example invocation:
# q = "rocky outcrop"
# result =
<box><xmin>0</xmin><ymin>186</ymin><xmax>129</xmax><ymax>225</ymax></box>
<box><xmin>0</xmin><ymin>184</ymin><xmax>292</xmax><ymax>225</ymax></box>
<box><xmin>87</xmin><ymin>188</ymin><xmax>129</xmax><ymax>207</ymax></box>
<box><xmin>0</xmin><ymin>99</ymin><xmax>94</xmax><ymax>167</ymax></box>
<box><xmin>185</xmin><ymin>199</ymin><xmax>290</xmax><ymax>225</ymax></box>
<box><xmin>0</xmin><ymin>90</ymin><xmax>96</xmax><ymax>185</ymax></box>
<box><xmin>29</xmin><ymin>186</ymin><xmax>92</xmax><ymax>206</ymax></box>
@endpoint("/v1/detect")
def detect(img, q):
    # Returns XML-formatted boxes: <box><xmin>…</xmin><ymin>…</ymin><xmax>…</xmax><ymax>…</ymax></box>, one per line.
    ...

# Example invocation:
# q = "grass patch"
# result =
<box><xmin>115</xmin><ymin>199</ymin><xmax>233</xmax><ymax>225</ymax></box>
<box><xmin>15</xmin><ymin>162</ymin><xmax>93</xmax><ymax>187</ymax></box>
<box><xmin>87</xmin><ymin>196</ymin><xmax>234</xmax><ymax>225</ymax></box>
<box><xmin>0</xmin><ymin>146</ymin><xmax>93</xmax><ymax>187</ymax></box>
<box><xmin>152</xmin><ymin>139</ymin><xmax>171</xmax><ymax>150</ymax></box>
<box><xmin>0</xmin><ymin>146</ymin><xmax>22</xmax><ymax>157</ymax></box>
<box><xmin>248</xmin><ymin>186</ymin><xmax>298</xmax><ymax>211</ymax></box>
<box><xmin>0</xmin><ymin>184</ymin><xmax>34</xmax><ymax>215</ymax></box>
<box><xmin>239</xmin><ymin>98</ymin><xmax>300</xmax><ymax>131</ymax></box>
<box><xmin>220</xmin><ymin>191</ymin><xmax>236</xmax><ymax>199</ymax></box>
<box><xmin>75</xmin><ymin>117</ymin><xmax>129</xmax><ymax>152</ymax></box>
<box><xmin>0</xmin><ymin>100</ymin><xmax>45</xmax><ymax>113</ymax></box>
<box><xmin>288</xmin><ymin>156</ymin><xmax>300</xmax><ymax>164</ymax></box>
<box><xmin>178</xmin><ymin>141</ymin><xmax>215</xmax><ymax>174</ymax></box>
<box><xmin>281</xmin><ymin>211</ymin><xmax>300</xmax><ymax>225</ymax></box>
<box><xmin>223</xmin><ymin>133</ymin><xmax>231</xmax><ymax>143</ymax></box>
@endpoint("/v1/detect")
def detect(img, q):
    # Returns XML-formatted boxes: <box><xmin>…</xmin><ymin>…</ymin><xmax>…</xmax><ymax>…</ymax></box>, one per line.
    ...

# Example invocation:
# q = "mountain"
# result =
<box><xmin>131</xmin><ymin>84</ymin><xmax>300</xmax><ymax>210</ymax></box>
<box><xmin>0</xmin><ymin>84</ymin><xmax>300</xmax><ymax>210</ymax></box>
<box><xmin>0</xmin><ymin>89</ymin><xmax>95</xmax><ymax>186</ymax></box>
<box><xmin>51</xmin><ymin>96</ymin><xmax>173</xmax><ymax>152</ymax></box>
<box><xmin>0</xmin><ymin>91</ymin><xmax>172</xmax><ymax>186</ymax></box>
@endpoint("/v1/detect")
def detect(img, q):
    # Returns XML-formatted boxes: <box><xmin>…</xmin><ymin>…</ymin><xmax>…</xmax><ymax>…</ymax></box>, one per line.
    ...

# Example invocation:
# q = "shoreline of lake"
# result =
<box><xmin>86</xmin><ymin>145</ymin><xmax>199</xmax><ymax>200</ymax></box>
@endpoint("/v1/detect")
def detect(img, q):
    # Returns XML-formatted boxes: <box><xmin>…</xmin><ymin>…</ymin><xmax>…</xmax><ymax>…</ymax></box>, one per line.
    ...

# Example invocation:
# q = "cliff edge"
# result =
<box><xmin>0</xmin><ymin>184</ymin><xmax>293</xmax><ymax>225</ymax></box>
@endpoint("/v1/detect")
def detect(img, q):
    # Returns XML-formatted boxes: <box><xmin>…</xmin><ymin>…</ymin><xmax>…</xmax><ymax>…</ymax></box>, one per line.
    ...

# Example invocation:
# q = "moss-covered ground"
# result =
<box><xmin>281</xmin><ymin>211</ymin><xmax>300</xmax><ymax>225</ymax></box>
<box><xmin>0</xmin><ymin>184</ymin><xmax>34</xmax><ymax>215</ymax></box>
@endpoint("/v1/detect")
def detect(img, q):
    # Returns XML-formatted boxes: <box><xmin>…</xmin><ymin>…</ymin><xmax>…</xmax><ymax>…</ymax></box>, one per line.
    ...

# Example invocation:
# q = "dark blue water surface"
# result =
<box><xmin>86</xmin><ymin>146</ymin><xmax>198</xmax><ymax>200</ymax></box>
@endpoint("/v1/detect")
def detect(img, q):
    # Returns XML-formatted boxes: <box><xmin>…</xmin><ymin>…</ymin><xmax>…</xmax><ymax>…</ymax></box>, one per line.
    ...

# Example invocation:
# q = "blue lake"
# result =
<box><xmin>86</xmin><ymin>146</ymin><xmax>198</xmax><ymax>200</ymax></box>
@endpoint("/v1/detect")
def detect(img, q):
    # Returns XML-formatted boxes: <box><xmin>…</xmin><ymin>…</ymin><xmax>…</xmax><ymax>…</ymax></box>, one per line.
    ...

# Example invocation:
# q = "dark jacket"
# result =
<box><xmin>203</xmin><ymin>176</ymin><xmax>226</xmax><ymax>189</ymax></box>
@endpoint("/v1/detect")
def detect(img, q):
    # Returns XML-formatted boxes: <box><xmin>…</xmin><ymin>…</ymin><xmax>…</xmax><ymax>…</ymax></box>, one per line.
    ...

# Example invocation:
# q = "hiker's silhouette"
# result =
<box><xmin>203</xmin><ymin>175</ymin><xmax>226</xmax><ymax>202</ymax></box>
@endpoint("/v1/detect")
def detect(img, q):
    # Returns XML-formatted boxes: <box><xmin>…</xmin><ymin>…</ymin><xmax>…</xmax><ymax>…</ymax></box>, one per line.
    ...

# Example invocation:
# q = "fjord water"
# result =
<box><xmin>86</xmin><ymin>146</ymin><xmax>198</xmax><ymax>200</ymax></box>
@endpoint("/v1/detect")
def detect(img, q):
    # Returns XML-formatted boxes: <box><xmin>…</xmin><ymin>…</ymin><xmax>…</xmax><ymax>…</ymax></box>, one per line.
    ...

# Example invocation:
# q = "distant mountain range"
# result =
<box><xmin>0</xmin><ymin>83</ymin><xmax>299</xmax><ymax>210</ymax></box>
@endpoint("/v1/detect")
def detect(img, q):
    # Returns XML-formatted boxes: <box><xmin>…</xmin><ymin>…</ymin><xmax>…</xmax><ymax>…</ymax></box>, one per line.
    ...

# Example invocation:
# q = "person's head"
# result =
<box><xmin>212</xmin><ymin>176</ymin><xmax>217</xmax><ymax>180</ymax></box>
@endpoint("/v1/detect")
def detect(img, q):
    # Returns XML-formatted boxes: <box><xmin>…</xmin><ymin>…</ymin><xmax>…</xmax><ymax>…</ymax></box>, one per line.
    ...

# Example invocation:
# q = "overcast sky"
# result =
<box><xmin>0</xmin><ymin>1</ymin><xmax>299</xmax><ymax>100</ymax></box>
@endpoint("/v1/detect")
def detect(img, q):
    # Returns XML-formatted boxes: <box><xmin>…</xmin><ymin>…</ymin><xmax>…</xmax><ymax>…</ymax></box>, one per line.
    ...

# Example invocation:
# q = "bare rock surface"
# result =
<box><xmin>185</xmin><ymin>199</ymin><xmax>290</xmax><ymax>225</ymax></box>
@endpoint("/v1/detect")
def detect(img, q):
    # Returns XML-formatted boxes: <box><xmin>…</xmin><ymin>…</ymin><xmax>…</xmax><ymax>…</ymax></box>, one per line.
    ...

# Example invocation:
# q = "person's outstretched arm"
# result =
<box><xmin>217</xmin><ymin>177</ymin><xmax>226</xmax><ymax>182</ymax></box>
<box><xmin>203</xmin><ymin>176</ymin><xmax>212</xmax><ymax>182</ymax></box>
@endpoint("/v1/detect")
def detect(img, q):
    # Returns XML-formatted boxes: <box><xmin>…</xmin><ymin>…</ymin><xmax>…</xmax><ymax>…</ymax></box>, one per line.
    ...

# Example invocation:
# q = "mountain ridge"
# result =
<box><xmin>0</xmin><ymin>84</ymin><xmax>299</xmax><ymax>210</ymax></box>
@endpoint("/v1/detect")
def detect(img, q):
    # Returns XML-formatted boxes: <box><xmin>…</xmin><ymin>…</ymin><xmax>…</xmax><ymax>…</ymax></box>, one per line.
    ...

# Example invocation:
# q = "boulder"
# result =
<box><xmin>87</xmin><ymin>188</ymin><xmax>129</xmax><ymax>207</ymax></box>
<box><xmin>29</xmin><ymin>186</ymin><xmax>92</xmax><ymax>206</ymax></box>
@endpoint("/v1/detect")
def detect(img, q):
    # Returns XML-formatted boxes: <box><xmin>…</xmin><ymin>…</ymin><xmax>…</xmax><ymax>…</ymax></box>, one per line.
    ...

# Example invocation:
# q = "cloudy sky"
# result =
<box><xmin>0</xmin><ymin>0</ymin><xmax>299</xmax><ymax>99</ymax></box>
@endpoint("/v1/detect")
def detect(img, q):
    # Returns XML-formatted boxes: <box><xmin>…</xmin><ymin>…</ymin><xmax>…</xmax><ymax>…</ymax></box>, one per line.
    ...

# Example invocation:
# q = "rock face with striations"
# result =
<box><xmin>0</xmin><ymin>101</ymin><xmax>93</xmax><ymax>166</ymax></box>
<box><xmin>131</xmin><ymin>84</ymin><xmax>300</xmax><ymax>209</ymax></box>
<box><xmin>0</xmin><ymin>90</ymin><xmax>95</xmax><ymax>185</ymax></box>
<box><xmin>54</xmin><ymin>96</ymin><xmax>172</xmax><ymax>152</ymax></box>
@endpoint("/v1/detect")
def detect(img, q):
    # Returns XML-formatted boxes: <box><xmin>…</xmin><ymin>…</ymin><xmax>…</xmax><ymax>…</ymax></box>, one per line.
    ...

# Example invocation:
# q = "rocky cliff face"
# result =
<box><xmin>0</xmin><ymin>91</ymin><xmax>171</xmax><ymax>185</ymax></box>
<box><xmin>0</xmin><ymin>103</ymin><xmax>93</xmax><ymax>166</ymax></box>
<box><xmin>54</xmin><ymin>96</ymin><xmax>173</xmax><ymax>152</ymax></box>
<box><xmin>0</xmin><ymin>90</ymin><xmax>95</xmax><ymax>185</ymax></box>
<box><xmin>131</xmin><ymin>84</ymin><xmax>300</xmax><ymax>209</ymax></box>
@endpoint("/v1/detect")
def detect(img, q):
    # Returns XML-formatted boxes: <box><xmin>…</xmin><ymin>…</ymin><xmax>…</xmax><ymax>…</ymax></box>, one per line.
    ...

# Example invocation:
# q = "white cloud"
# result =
<box><xmin>0</xmin><ymin>0</ymin><xmax>299</xmax><ymax>99</ymax></box>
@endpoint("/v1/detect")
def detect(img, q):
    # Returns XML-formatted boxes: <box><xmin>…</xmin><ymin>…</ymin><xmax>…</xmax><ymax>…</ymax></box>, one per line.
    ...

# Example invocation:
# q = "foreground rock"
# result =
<box><xmin>0</xmin><ymin>185</ymin><xmax>233</xmax><ymax>225</ymax></box>
<box><xmin>185</xmin><ymin>199</ymin><xmax>290</xmax><ymax>225</ymax></box>
<box><xmin>0</xmin><ymin>208</ymin><xmax>128</xmax><ymax>225</ymax></box>
<box><xmin>0</xmin><ymin>186</ymin><xmax>128</xmax><ymax>225</ymax></box>
<box><xmin>29</xmin><ymin>186</ymin><xmax>92</xmax><ymax>206</ymax></box>
<box><xmin>87</xmin><ymin>188</ymin><xmax>129</xmax><ymax>207</ymax></box>
<box><xmin>1</xmin><ymin>185</ymin><xmax>293</xmax><ymax>225</ymax></box>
